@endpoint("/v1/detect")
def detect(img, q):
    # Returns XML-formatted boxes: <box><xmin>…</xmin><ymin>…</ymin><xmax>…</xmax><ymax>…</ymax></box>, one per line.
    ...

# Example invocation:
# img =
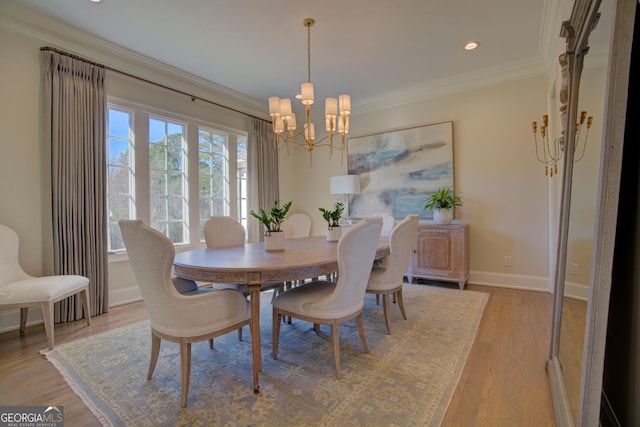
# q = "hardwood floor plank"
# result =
<box><xmin>0</xmin><ymin>285</ymin><xmax>556</xmax><ymax>426</ymax></box>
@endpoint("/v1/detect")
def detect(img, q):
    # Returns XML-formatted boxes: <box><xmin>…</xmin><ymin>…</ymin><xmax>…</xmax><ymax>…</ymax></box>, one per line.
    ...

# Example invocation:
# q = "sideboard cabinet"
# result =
<box><xmin>406</xmin><ymin>223</ymin><xmax>469</xmax><ymax>289</ymax></box>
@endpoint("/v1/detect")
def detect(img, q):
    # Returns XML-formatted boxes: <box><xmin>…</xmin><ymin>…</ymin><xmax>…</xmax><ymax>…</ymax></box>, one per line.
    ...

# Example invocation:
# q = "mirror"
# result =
<box><xmin>548</xmin><ymin>0</ymin><xmax>636</xmax><ymax>425</ymax></box>
<box><xmin>546</xmin><ymin>0</ymin><xmax>603</xmax><ymax>426</ymax></box>
<box><xmin>559</xmin><ymin>2</ymin><xmax>612</xmax><ymax>422</ymax></box>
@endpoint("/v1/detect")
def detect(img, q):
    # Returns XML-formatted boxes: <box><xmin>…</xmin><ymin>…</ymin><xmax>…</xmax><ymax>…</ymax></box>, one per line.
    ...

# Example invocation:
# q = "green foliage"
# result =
<box><xmin>319</xmin><ymin>202</ymin><xmax>344</xmax><ymax>228</ymax></box>
<box><xmin>423</xmin><ymin>187</ymin><xmax>463</xmax><ymax>210</ymax></box>
<box><xmin>250</xmin><ymin>200</ymin><xmax>292</xmax><ymax>233</ymax></box>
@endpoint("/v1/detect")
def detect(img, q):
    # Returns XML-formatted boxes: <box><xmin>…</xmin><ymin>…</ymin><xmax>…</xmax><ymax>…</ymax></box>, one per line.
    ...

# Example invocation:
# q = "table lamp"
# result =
<box><xmin>330</xmin><ymin>175</ymin><xmax>360</xmax><ymax>224</ymax></box>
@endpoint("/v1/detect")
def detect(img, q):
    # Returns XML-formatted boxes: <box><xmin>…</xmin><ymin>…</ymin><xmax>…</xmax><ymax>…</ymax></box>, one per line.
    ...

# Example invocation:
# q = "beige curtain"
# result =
<box><xmin>43</xmin><ymin>50</ymin><xmax>109</xmax><ymax>321</ymax></box>
<box><xmin>247</xmin><ymin>118</ymin><xmax>279</xmax><ymax>243</ymax></box>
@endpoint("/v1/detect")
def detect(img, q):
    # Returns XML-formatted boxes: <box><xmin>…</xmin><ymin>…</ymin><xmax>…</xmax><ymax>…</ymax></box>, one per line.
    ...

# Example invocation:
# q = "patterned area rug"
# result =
<box><xmin>43</xmin><ymin>284</ymin><xmax>488</xmax><ymax>426</ymax></box>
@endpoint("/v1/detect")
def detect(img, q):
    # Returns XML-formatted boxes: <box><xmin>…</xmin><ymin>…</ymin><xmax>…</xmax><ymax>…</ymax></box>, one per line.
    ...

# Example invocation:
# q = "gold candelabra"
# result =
<box><xmin>531</xmin><ymin>111</ymin><xmax>593</xmax><ymax>177</ymax></box>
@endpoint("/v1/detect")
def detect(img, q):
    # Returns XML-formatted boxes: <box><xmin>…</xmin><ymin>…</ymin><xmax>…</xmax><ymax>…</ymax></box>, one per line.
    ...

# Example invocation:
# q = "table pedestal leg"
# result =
<box><xmin>248</xmin><ymin>283</ymin><xmax>261</xmax><ymax>393</ymax></box>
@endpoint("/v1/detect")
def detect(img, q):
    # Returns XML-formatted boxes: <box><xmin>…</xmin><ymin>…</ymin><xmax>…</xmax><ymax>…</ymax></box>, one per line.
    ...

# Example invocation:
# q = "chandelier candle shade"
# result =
<box><xmin>530</xmin><ymin>111</ymin><xmax>593</xmax><ymax>177</ymax></box>
<box><xmin>268</xmin><ymin>18</ymin><xmax>351</xmax><ymax>167</ymax></box>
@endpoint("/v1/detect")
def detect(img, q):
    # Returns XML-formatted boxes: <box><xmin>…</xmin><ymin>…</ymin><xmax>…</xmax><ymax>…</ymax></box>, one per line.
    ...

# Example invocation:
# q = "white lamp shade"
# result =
<box><xmin>330</xmin><ymin>175</ymin><xmax>360</xmax><ymax>195</ymax></box>
<box><xmin>279</xmin><ymin>98</ymin><xmax>293</xmax><ymax>119</ymax></box>
<box><xmin>268</xmin><ymin>96</ymin><xmax>281</xmax><ymax>116</ymax></box>
<box><xmin>301</xmin><ymin>82</ymin><xmax>314</xmax><ymax>105</ymax></box>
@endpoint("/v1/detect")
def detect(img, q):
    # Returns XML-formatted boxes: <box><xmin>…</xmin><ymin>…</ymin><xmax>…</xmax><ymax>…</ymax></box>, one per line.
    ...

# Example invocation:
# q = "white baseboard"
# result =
<box><xmin>469</xmin><ymin>270</ymin><xmax>551</xmax><ymax>292</ymax></box>
<box><xmin>109</xmin><ymin>286</ymin><xmax>143</xmax><ymax>308</ymax></box>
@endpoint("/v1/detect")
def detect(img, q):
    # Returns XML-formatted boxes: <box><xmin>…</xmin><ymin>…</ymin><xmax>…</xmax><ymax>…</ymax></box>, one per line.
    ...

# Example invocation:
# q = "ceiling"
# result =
<box><xmin>4</xmin><ymin>0</ymin><xmax>609</xmax><ymax>114</ymax></box>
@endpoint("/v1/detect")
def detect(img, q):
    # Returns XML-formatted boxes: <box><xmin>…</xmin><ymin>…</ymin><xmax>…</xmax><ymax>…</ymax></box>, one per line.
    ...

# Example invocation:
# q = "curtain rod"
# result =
<box><xmin>40</xmin><ymin>46</ymin><xmax>269</xmax><ymax>123</ymax></box>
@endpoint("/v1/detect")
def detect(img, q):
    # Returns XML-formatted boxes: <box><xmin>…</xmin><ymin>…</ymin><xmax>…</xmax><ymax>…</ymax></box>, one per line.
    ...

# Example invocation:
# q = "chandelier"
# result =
<box><xmin>268</xmin><ymin>18</ymin><xmax>350</xmax><ymax>167</ymax></box>
<box><xmin>530</xmin><ymin>111</ymin><xmax>593</xmax><ymax>177</ymax></box>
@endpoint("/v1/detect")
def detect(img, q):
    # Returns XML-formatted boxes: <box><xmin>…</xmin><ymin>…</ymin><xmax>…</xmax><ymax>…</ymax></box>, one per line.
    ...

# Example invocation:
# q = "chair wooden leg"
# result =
<box><xmin>237</xmin><ymin>327</ymin><xmax>243</xmax><ymax>341</ymax></box>
<box><xmin>180</xmin><ymin>341</ymin><xmax>191</xmax><ymax>407</ymax></box>
<box><xmin>376</xmin><ymin>294</ymin><xmax>380</xmax><ymax>305</ymax></box>
<box><xmin>19</xmin><ymin>307</ymin><xmax>28</xmax><ymax>333</ymax></box>
<box><xmin>396</xmin><ymin>289</ymin><xmax>407</xmax><ymax>320</ymax></box>
<box><xmin>382</xmin><ymin>294</ymin><xmax>393</xmax><ymax>335</ymax></box>
<box><xmin>208</xmin><ymin>339</ymin><xmax>214</xmax><ymax>349</ymax></box>
<box><xmin>356</xmin><ymin>313</ymin><xmax>369</xmax><ymax>353</ymax></box>
<box><xmin>80</xmin><ymin>288</ymin><xmax>92</xmax><ymax>326</ymax></box>
<box><xmin>147</xmin><ymin>333</ymin><xmax>161</xmax><ymax>379</ymax></box>
<box><xmin>331</xmin><ymin>321</ymin><xmax>341</xmax><ymax>378</ymax></box>
<box><xmin>314</xmin><ymin>324</ymin><xmax>321</xmax><ymax>335</ymax></box>
<box><xmin>272</xmin><ymin>309</ymin><xmax>281</xmax><ymax>359</ymax></box>
<box><xmin>42</xmin><ymin>302</ymin><xmax>55</xmax><ymax>349</ymax></box>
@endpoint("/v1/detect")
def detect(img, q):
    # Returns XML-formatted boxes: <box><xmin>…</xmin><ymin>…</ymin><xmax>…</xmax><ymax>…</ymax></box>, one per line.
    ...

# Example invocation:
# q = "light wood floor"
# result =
<box><xmin>0</xmin><ymin>284</ymin><xmax>556</xmax><ymax>426</ymax></box>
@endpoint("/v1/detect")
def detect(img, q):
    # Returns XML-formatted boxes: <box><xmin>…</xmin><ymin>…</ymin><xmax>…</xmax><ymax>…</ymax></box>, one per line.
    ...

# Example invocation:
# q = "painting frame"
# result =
<box><xmin>347</xmin><ymin>121</ymin><xmax>454</xmax><ymax>220</ymax></box>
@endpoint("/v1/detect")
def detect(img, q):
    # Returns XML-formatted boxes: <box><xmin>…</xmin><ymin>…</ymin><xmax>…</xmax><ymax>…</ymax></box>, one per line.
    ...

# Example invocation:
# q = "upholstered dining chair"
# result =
<box><xmin>282</xmin><ymin>213</ymin><xmax>312</xmax><ymax>238</ymax></box>
<box><xmin>204</xmin><ymin>216</ymin><xmax>284</xmax><ymax>338</ymax></box>
<box><xmin>0</xmin><ymin>224</ymin><xmax>91</xmax><ymax>350</ymax></box>
<box><xmin>271</xmin><ymin>216</ymin><xmax>383</xmax><ymax>378</ymax></box>
<box><xmin>372</xmin><ymin>212</ymin><xmax>396</xmax><ymax>237</ymax></box>
<box><xmin>366</xmin><ymin>214</ymin><xmax>420</xmax><ymax>334</ymax></box>
<box><xmin>119</xmin><ymin>219</ymin><xmax>252</xmax><ymax>407</ymax></box>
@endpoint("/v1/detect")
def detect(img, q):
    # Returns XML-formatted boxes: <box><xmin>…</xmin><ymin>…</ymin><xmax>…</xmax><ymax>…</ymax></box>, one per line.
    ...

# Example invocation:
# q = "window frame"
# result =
<box><xmin>107</xmin><ymin>97</ymin><xmax>247</xmax><ymax>256</ymax></box>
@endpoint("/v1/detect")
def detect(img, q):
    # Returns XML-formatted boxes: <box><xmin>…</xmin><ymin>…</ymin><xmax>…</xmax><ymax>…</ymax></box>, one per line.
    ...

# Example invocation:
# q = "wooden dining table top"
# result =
<box><xmin>173</xmin><ymin>235</ymin><xmax>390</xmax><ymax>285</ymax></box>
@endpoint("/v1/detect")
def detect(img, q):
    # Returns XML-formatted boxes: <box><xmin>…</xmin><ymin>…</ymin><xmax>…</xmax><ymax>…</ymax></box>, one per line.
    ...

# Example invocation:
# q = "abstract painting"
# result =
<box><xmin>347</xmin><ymin>121</ymin><xmax>454</xmax><ymax>219</ymax></box>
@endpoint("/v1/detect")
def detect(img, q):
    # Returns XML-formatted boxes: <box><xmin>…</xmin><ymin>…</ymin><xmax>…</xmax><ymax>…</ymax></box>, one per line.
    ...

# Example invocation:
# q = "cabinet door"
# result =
<box><xmin>414</xmin><ymin>228</ymin><xmax>455</xmax><ymax>277</ymax></box>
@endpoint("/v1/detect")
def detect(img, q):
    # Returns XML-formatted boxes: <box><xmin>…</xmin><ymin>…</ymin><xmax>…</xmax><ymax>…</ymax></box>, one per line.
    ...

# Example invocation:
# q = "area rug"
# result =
<box><xmin>43</xmin><ymin>284</ymin><xmax>488</xmax><ymax>426</ymax></box>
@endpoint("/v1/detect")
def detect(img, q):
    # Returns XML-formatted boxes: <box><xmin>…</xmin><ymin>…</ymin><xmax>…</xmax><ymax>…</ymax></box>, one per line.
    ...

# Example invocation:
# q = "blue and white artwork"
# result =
<box><xmin>347</xmin><ymin>121</ymin><xmax>454</xmax><ymax>219</ymax></box>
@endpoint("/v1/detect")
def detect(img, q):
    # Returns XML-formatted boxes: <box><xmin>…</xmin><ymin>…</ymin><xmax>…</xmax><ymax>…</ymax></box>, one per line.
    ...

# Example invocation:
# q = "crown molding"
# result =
<box><xmin>0</xmin><ymin>2</ymin><xmax>268</xmax><ymax>120</ymax></box>
<box><xmin>354</xmin><ymin>56</ymin><xmax>548</xmax><ymax>115</ymax></box>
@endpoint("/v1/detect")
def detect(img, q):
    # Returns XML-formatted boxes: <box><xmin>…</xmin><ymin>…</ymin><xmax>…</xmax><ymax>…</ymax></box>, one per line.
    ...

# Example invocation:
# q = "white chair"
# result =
<box><xmin>372</xmin><ymin>212</ymin><xmax>396</xmax><ymax>237</ymax></box>
<box><xmin>366</xmin><ymin>214</ymin><xmax>420</xmax><ymax>334</ymax></box>
<box><xmin>204</xmin><ymin>216</ymin><xmax>284</xmax><ymax>338</ymax></box>
<box><xmin>282</xmin><ymin>213</ymin><xmax>312</xmax><ymax>238</ymax></box>
<box><xmin>119</xmin><ymin>219</ymin><xmax>252</xmax><ymax>407</ymax></box>
<box><xmin>0</xmin><ymin>224</ymin><xmax>91</xmax><ymax>350</ymax></box>
<box><xmin>271</xmin><ymin>216</ymin><xmax>383</xmax><ymax>378</ymax></box>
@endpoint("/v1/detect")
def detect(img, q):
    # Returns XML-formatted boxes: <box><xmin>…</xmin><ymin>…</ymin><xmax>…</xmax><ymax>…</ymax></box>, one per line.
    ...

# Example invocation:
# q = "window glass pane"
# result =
<box><xmin>149</xmin><ymin>118</ymin><xmax>165</xmax><ymax>143</ymax></box>
<box><xmin>150</xmin><ymin>197</ymin><xmax>166</xmax><ymax>221</ymax></box>
<box><xmin>149</xmin><ymin>145</ymin><xmax>166</xmax><ymax>169</ymax></box>
<box><xmin>107</xmin><ymin>106</ymin><xmax>134</xmax><ymax>253</ymax></box>
<box><xmin>168</xmin><ymin>197</ymin><xmax>184</xmax><ymax>220</ymax></box>
<box><xmin>150</xmin><ymin>170</ymin><xmax>166</xmax><ymax>195</ymax></box>
<box><xmin>108</xmin><ymin>166</ymin><xmax>129</xmax><ymax>194</ymax></box>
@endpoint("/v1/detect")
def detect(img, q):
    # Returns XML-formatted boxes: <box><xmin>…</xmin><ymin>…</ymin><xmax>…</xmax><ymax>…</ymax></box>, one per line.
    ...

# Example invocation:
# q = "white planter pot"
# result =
<box><xmin>264</xmin><ymin>231</ymin><xmax>285</xmax><ymax>251</ymax></box>
<box><xmin>433</xmin><ymin>208</ymin><xmax>453</xmax><ymax>224</ymax></box>
<box><xmin>326</xmin><ymin>226</ymin><xmax>342</xmax><ymax>242</ymax></box>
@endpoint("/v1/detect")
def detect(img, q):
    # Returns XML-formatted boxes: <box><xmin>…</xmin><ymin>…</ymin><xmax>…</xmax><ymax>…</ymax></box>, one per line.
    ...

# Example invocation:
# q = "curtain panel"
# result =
<box><xmin>247</xmin><ymin>118</ymin><xmax>279</xmax><ymax>243</ymax></box>
<box><xmin>43</xmin><ymin>50</ymin><xmax>109</xmax><ymax>321</ymax></box>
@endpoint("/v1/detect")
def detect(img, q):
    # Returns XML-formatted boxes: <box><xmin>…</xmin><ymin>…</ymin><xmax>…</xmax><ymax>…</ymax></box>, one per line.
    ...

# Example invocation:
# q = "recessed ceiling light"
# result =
<box><xmin>89</xmin><ymin>0</ymin><xmax>102</xmax><ymax>3</ymax></box>
<box><xmin>464</xmin><ymin>41</ymin><xmax>480</xmax><ymax>51</ymax></box>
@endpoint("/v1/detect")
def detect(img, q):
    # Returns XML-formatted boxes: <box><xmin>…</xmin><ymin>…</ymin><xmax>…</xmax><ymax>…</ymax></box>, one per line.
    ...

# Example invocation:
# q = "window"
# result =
<box><xmin>107</xmin><ymin>107</ymin><xmax>135</xmax><ymax>251</ymax></box>
<box><xmin>198</xmin><ymin>129</ymin><xmax>228</xmax><ymax>240</ymax></box>
<box><xmin>237</xmin><ymin>137</ymin><xmax>248</xmax><ymax>231</ymax></box>
<box><xmin>106</xmin><ymin>102</ymin><xmax>246</xmax><ymax>253</ymax></box>
<box><xmin>149</xmin><ymin>117</ymin><xmax>187</xmax><ymax>244</ymax></box>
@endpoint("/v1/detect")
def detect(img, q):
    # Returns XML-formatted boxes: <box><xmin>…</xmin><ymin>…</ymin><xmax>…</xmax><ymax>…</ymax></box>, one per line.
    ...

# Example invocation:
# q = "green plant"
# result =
<box><xmin>319</xmin><ymin>202</ymin><xmax>344</xmax><ymax>228</ymax></box>
<box><xmin>423</xmin><ymin>187</ymin><xmax>463</xmax><ymax>210</ymax></box>
<box><xmin>250</xmin><ymin>200</ymin><xmax>292</xmax><ymax>233</ymax></box>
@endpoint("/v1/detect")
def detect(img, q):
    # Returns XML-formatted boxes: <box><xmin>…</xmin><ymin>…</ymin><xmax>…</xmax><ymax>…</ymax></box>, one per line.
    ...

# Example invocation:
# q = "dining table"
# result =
<box><xmin>173</xmin><ymin>234</ymin><xmax>390</xmax><ymax>393</ymax></box>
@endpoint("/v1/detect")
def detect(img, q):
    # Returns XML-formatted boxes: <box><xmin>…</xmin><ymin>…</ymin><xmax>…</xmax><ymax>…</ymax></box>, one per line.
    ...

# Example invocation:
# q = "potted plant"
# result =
<box><xmin>250</xmin><ymin>200</ymin><xmax>292</xmax><ymax>251</ymax></box>
<box><xmin>319</xmin><ymin>202</ymin><xmax>344</xmax><ymax>241</ymax></box>
<box><xmin>423</xmin><ymin>187</ymin><xmax>463</xmax><ymax>224</ymax></box>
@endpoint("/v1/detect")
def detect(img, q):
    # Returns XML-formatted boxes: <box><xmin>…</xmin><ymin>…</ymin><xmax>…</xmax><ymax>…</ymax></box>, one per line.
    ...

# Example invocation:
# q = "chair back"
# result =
<box><xmin>283</xmin><ymin>213</ymin><xmax>312</xmax><ymax>238</ymax></box>
<box><xmin>380</xmin><ymin>214</ymin><xmax>420</xmax><ymax>285</ymax></box>
<box><xmin>308</xmin><ymin>217</ymin><xmax>383</xmax><ymax>318</ymax></box>
<box><xmin>372</xmin><ymin>213</ymin><xmax>396</xmax><ymax>237</ymax></box>
<box><xmin>119</xmin><ymin>220</ymin><xmax>189</xmax><ymax>325</ymax></box>
<box><xmin>203</xmin><ymin>216</ymin><xmax>245</xmax><ymax>248</ymax></box>
<box><xmin>0</xmin><ymin>225</ymin><xmax>31</xmax><ymax>287</ymax></box>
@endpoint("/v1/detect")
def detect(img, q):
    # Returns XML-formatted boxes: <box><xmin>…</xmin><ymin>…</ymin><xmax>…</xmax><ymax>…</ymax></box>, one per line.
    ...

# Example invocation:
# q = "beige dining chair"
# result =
<box><xmin>119</xmin><ymin>219</ymin><xmax>253</xmax><ymax>407</ymax></box>
<box><xmin>0</xmin><ymin>224</ymin><xmax>91</xmax><ymax>350</ymax></box>
<box><xmin>271</xmin><ymin>216</ymin><xmax>383</xmax><ymax>378</ymax></box>
<box><xmin>204</xmin><ymin>216</ymin><xmax>284</xmax><ymax>339</ymax></box>
<box><xmin>282</xmin><ymin>213</ymin><xmax>312</xmax><ymax>238</ymax></box>
<box><xmin>366</xmin><ymin>214</ymin><xmax>420</xmax><ymax>334</ymax></box>
<box><xmin>372</xmin><ymin>212</ymin><xmax>396</xmax><ymax>237</ymax></box>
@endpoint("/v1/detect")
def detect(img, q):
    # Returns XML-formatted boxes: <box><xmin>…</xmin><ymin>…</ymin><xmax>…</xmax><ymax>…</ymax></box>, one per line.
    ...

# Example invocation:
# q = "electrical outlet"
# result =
<box><xmin>504</xmin><ymin>256</ymin><xmax>512</xmax><ymax>266</ymax></box>
<box><xmin>570</xmin><ymin>263</ymin><xmax>579</xmax><ymax>275</ymax></box>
